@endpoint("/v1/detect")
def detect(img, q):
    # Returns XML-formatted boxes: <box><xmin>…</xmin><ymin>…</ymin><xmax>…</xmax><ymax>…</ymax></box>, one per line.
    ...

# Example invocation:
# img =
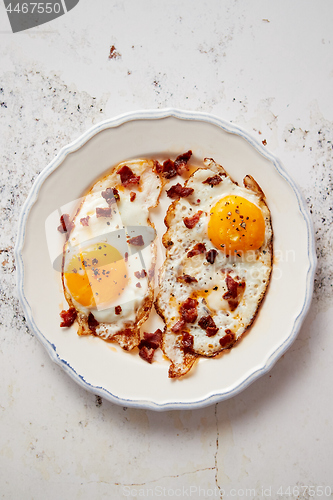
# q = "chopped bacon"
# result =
<box><xmin>223</xmin><ymin>275</ymin><xmax>246</xmax><ymax>311</ymax></box>
<box><xmin>96</xmin><ymin>207</ymin><xmax>112</xmax><ymax>218</ymax></box>
<box><xmin>115</xmin><ymin>305</ymin><xmax>122</xmax><ymax>315</ymax></box>
<box><xmin>130</xmin><ymin>192</ymin><xmax>136</xmax><ymax>202</ymax></box>
<box><xmin>60</xmin><ymin>307</ymin><xmax>77</xmax><ymax>327</ymax></box>
<box><xmin>128</xmin><ymin>235</ymin><xmax>144</xmax><ymax>246</ymax></box>
<box><xmin>101</xmin><ymin>187</ymin><xmax>119</xmax><ymax>205</ymax></box>
<box><xmin>187</xmin><ymin>242</ymin><xmax>206</xmax><ymax>258</ymax></box>
<box><xmin>174</xmin><ymin>150</ymin><xmax>192</xmax><ymax>175</ymax></box>
<box><xmin>181</xmin><ymin>297</ymin><xmax>198</xmax><ymax>310</ymax></box>
<box><xmin>166</xmin><ymin>183</ymin><xmax>194</xmax><ymax>199</ymax></box>
<box><xmin>124</xmin><ymin>252</ymin><xmax>129</xmax><ymax>262</ymax></box>
<box><xmin>117</xmin><ymin>165</ymin><xmax>140</xmax><ymax>186</ymax></box>
<box><xmin>80</xmin><ymin>216</ymin><xmax>90</xmax><ymax>226</ymax></box>
<box><xmin>139</xmin><ymin>345</ymin><xmax>155</xmax><ymax>364</ymax></box>
<box><xmin>139</xmin><ymin>329</ymin><xmax>162</xmax><ymax>350</ymax></box>
<box><xmin>223</xmin><ymin>275</ymin><xmax>245</xmax><ymax>300</ymax></box>
<box><xmin>156</xmin><ymin>151</ymin><xmax>192</xmax><ymax>178</ymax></box>
<box><xmin>198</xmin><ymin>315</ymin><xmax>219</xmax><ymax>337</ymax></box>
<box><xmin>161</xmin><ymin>159</ymin><xmax>177</xmax><ymax>179</ymax></box>
<box><xmin>171</xmin><ymin>319</ymin><xmax>186</xmax><ymax>333</ymax></box>
<box><xmin>202</xmin><ymin>174</ymin><xmax>223</xmax><ymax>186</ymax></box>
<box><xmin>57</xmin><ymin>214</ymin><xmax>74</xmax><ymax>234</ymax></box>
<box><xmin>135</xmin><ymin>282</ymin><xmax>141</xmax><ymax>288</ymax></box>
<box><xmin>139</xmin><ymin>329</ymin><xmax>163</xmax><ymax>363</ymax></box>
<box><xmin>219</xmin><ymin>330</ymin><xmax>235</xmax><ymax>348</ymax></box>
<box><xmin>112</xmin><ymin>187</ymin><xmax>120</xmax><ymax>200</ymax></box>
<box><xmin>206</xmin><ymin>326</ymin><xmax>219</xmax><ymax>337</ymax></box>
<box><xmin>88</xmin><ymin>312</ymin><xmax>99</xmax><ymax>331</ymax></box>
<box><xmin>177</xmin><ymin>274</ymin><xmax>198</xmax><ymax>284</ymax></box>
<box><xmin>206</xmin><ymin>249</ymin><xmax>218</xmax><ymax>264</ymax></box>
<box><xmin>181</xmin><ymin>332</ymin><xmax>194</xmax><ymax>352</ymax></box>
<box><xmin>183</xmin><ymin>211</ymin><xmax>203</xmax><ymax>229</ymax></box>
<box><xmin>154</xmin><ymin>160</ymin><xmax>163</xmax><ymax>174</ymax></box>
<box><xmin>181</xmin><ymin>310</ymin><xmax>198</xmax><ymax>324</ymax></box>
<box><xmin>134</xmin><ymin>269</ymin><xmax>147</xmax><ymax>279</ymax></box>
<box><xmin>180</xmin><ymin>297</ymin><xmax>198</xmax><ymax>324</ymax></box>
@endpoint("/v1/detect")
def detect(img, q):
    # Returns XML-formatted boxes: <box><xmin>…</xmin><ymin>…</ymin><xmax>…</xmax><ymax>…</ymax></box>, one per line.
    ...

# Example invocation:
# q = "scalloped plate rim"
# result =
<box><xmin>14</xmin><ymin>108</ymin><xmax>317</xmax><ymax>411</ymax></box>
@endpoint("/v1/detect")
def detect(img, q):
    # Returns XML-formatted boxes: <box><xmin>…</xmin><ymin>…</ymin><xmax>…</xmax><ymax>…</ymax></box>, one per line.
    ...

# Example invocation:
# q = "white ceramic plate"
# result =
<box><xmin>15</xmin><ymin>109</ymin><xmax>316</xmax><ymax>411</ymax></box>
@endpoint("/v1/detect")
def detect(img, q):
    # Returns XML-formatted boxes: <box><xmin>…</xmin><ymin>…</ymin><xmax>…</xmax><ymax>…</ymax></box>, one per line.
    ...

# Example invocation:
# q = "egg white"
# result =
<box><xmin>62</xmin><ymin>159</ymin><xmax>163</xmax><ymax>347</ymax></box>
<box><xmin>156</xmin><ymin>158</ymin><xmax>273</xmax><ymax>369</ymax></box>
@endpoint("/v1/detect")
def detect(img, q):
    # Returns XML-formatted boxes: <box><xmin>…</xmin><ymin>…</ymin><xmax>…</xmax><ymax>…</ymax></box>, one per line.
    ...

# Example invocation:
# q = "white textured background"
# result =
<box><xmin>0</xmin><ymin>1</ymin><xmax>332</xmax><ymax>499</ymax></box>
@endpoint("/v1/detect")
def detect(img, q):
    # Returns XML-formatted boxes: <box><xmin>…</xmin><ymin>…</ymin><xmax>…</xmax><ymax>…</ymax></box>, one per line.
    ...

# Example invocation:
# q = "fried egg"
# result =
<box><xmin>155</xmin><ymin>158</ymin><xmax>273</xmax><ymax>377</ymax></box>
<box><xmin>61</xmin><ymin>159</ymin><xmax>163</xmax><ymax>350</ymax></box>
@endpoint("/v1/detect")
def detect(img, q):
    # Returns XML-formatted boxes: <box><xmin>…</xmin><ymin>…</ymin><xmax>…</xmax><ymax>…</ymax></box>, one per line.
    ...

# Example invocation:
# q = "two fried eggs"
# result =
<box><xmin>59</xmin><ymin>155</ymin><xmax>273</xmax><ymax>378</ymax></box>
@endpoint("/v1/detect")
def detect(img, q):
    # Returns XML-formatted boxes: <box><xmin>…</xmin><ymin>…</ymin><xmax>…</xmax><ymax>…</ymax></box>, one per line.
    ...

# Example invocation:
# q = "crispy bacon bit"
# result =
<box><xmin>174</xmin><ymin>150</ymin><xmax>192</xmax><ymax>175</ymax></box>
<box><xmin>171</xmin><ymin>319</ymin><xmax>186</xmax><ymax>333</ymax></box>
<box><xmin>101</xmin><ymin>187</ymin><xmax>113</xmax><ymax>203</ymax></box>
<box><xmin>139</xmin><ymin>329</ymin><xmax>163</xmax><ymax>350</ymax></box>
<box><xmin>80</xmin><ymin>216</ymin><xmax>90</xmax><ymax>226</ymax></box>
<box><xmin>115</xmin><ymin>305</ymin><xmax>122</xmax><ymax>315</ymax></box>
<box><xmin>180</xmin><ymin>297</ymin><xmax>198</xmax><ymax>324</ymax></box>
<box><xmin>88</xmin><ymin>312</ymin><xmax>99</xmax><ymax>331</ymax></box>
<box><xmin>148</xmin><ymin>268</ymin><xmax>155</xmax><ymax>279</ymax></box>
<box><xmin>181</xmin><ymin>332</ymin><xmax>194</xmax><ymax>352</ymax></box>
<box><xmin>181</xmin><ymin>310</ymin><xmax>198</xmax><ymax>324</ymax></box>
<box><xmin>101</xmin><ymin>187</ymin><xmax>119</xmax><ymax>205</ymax></box>
<box><xmin>183</xmin><ymin>211</ymin><xmax>203</xmax><ymax>229</ymax></box>
<box><xmin>157</xmin><ymin>151</ymin><xmax>192</xmax><ymax>178</ymax></box>
<box><xmin>57</xmin><ymin>214</ymin><xmax>74</xmax><ymax>234</ymax></box>
<box><xmin>219</xmin><ymin>330</ymin><xmax>235</xmax><ymax>348</ymax></box>
<box><xmin>124</xmin><ymin>252</ymin><xmax>129</xmax><ymax>262</ymax></box>
<box><xmin>128</xmin><ymin>235</ymin><xmax>144</xmax><ymax>246</ymax></box>
<box><xmin>117</xmin><ymin>165</ymin><xmax>140</xmax><ymax>186</ymax></box>
<box><xmin>139</xmin><ymin>345</ymin><xmax>155</xmax><ymax>364</ymax></box>
<box><xmin>181</xmin><ymin>297</ymin><xmax>198</xmax><ymax>310</ymax></box>
<box><xmin>166</xmin><ymin>183</ymin><xmax>194</xmax><ymax>199</ymax></box>
<box><xmin>223</xmin><ymin>275</ymin><xmax>245</xmax><ymax>300</ymax></box>
<box><xmin>130</xmin><ymin>191</ymin><xmax>136</xmax><ymax>202</ymax></box>
<box><xmin>223</xmin><ymin>274</ymin><xmax>246</xmax><ymax>311</ymax></box>
<box><xmin>202</xmin><ymin>174</ymin><xmax>223</xmax><ymax>186</ymax></box>
<box><xmin>177</xmin><ymin>274</ymin><xmax>198</xmax><ymax>284</ymax></box>
<box><xmin>198</xmin><ymin>315</ymin><xmax>219</xmax><ymax>337</ymax></box>
<box><xmin>134</xmin><ymin>269</ymin><xmax>147</xmax><ymax>279</ymax></box>
<box><xmin>96</xmin><ymin>207</ymin><xmax>112</xmax><ymax>218</ymax></box>
<box><xmin>154</xmin><ymin>160</ymin><xmax>163</xmax><ymax>174</ymax></box>
<box><xmin>139</xmin><ymin>329</ymin><xmax>163</xmax><ymax>363</ymax></box>
<box><xmin>60</xmin><ymin>307</ymin><xmax>77</xmax><ymax>327</ymax></box>
<box><xmin>187</xmin><ymin>242</ymin><xmax>206</xmax><ymax>258</ymax></box>
<box><xmin>136</xmin><ymin>282</ymin><xmax>142</xmax><ymax>288</ymax></box>
<box><xmin>206</xmin><ymin>249</ymin><xmax>218</xmax><ymax>264</ymax></box>
<box><xmin>161</xmin><ymin>159</ymin><xmax>177</xmax><ymax>179</ymax></box>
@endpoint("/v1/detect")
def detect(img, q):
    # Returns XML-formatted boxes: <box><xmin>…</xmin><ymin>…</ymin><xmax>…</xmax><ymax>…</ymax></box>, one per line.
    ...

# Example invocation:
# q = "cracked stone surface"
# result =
<box><xmin>0</xmin><ymin>1</ymin><xmax>332</xmax><ymax>499</ymax></box>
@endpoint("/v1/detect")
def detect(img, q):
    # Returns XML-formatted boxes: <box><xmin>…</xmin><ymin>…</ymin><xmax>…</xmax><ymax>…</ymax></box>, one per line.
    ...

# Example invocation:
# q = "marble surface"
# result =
<box><xmin>1</xmin><ymin>1</ymin><xmax>332</xmax><ymax>498</ymax></box>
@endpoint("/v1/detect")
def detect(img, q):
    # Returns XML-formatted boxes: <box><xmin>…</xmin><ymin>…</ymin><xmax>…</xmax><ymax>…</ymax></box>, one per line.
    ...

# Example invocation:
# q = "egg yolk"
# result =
<box><xmin>64</xmin><ymin>243</ymin><xmax>128</xmax><ymax>308</ymax></box>
<box><xmin>208</xmin><ymin>195</ymin><xmax>265</xmax><ymax>253</ymax></box>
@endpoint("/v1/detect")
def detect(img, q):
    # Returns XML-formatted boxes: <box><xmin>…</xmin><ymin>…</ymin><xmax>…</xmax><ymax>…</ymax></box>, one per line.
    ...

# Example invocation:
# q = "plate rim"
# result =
<box><xmin>14</xmin><ymin>108</ymin><xmax>317</xmax><ymax>411</ymax></box>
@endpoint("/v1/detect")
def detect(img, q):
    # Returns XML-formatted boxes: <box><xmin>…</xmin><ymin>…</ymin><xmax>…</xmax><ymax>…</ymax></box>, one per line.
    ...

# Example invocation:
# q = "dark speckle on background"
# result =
<box><xmin>109</xmin><ymin>45</ymin><xmax>121</xmax><ymax>60</ymax></box>
<box><xmin>95</xmin><ymin>395</ymin><xmax>103</xmax><ymax>407</ymax></box>
<box><xmin>0</xmin><ymin>67</ymin><xmax>106</xmax><ymax>345</ymax></box>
